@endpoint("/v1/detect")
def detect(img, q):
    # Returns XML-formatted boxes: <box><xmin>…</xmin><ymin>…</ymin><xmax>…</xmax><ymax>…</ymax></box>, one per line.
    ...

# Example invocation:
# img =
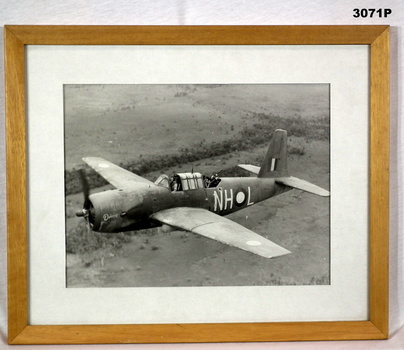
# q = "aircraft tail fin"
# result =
<box><xmin>258</xmin><ymin>129</ymin><xmax>289</xmax><ymax>178</ymax></box>
<box><xmin>238</xmin><ymin>129</ymin><xmax>330</xmax><ymax>197</ymax></box>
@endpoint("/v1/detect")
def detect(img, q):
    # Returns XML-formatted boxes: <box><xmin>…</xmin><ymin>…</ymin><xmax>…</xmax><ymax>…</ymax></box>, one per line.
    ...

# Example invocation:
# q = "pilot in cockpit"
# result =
<box><xmin>170</xmin><ymin>175</ymin><xmax>181</xmax><ymax>191</ymax></box>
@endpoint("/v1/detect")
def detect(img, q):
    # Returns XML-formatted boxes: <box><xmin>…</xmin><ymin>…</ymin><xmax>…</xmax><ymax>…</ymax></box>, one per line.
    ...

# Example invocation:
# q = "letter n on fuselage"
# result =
<box><xmin>213</xmin><ymin>189</ymin><xmax>223</xmax><ymax>212</ymax></box>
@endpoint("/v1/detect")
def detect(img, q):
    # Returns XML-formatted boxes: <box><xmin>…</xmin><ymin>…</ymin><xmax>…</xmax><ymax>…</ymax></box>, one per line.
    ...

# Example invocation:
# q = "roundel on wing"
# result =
<box><xmin>235</xmin><ymin>189</ymin><xmax>247</xmax><ymax>207</ymax></box>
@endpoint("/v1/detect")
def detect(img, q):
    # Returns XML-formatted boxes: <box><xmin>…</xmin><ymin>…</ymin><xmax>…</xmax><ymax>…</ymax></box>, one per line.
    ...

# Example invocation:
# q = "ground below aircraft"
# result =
<box><xmin>76</xmin><ymin>129</ymin><xmax>330</xmax><ymax>259</ymax></box>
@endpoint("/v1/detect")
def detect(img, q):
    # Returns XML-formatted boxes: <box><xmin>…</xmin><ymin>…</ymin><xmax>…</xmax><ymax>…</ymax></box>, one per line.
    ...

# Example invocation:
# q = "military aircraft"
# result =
<box><xmin>76</xmin><ymin>129</ymin><xmax>330</xmax><ymax>259</ymax></box>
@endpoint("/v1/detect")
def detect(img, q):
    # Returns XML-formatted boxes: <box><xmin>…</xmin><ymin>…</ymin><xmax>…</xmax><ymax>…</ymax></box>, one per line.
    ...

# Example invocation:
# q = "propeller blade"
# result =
<box><xmin>78</xmin><ymin>168</ymin><xmax>91</xmax><ymax>208</ymax></box>
<box><xmin>76</xmin><ymin>169</ymin><xmax>92</xmax><ymax>230</ymax></box>
<box><xmin>75</xmin><ymin>168</ymin><xmax>94</xmax><ymax>236</ymax></box>
<box><xmin>86</xmin><ymin>216</ymin><xmax>92</xmax><ymax>235</ymax></box>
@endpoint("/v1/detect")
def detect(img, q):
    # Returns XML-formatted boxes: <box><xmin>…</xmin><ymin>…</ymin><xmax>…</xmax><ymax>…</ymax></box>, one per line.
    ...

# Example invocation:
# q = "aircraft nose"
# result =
<box><xmin>76</xmin><ymin>200</ymin><xmax>95</xmax><ymax>228</ymax></box>
<box><xmin>76</xmin><ymin>209</ymin><xmax>85</xmax><ymax>217</ymax></box>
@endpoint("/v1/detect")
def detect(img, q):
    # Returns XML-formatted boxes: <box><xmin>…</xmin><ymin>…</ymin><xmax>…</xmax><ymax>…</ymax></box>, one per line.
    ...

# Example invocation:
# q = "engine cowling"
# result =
<box><xmin>87</xmin><ymin>189</ymin><xmax>146</xmax><ymax>232</ymax></box>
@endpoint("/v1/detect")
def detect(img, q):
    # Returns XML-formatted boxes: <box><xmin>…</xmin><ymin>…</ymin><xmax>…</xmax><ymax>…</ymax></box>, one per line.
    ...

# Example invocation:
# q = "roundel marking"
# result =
<box><xmin>236</xmin><ymin>191</ymin><xmax>246</xmax><ymax>204</ymax></box>
<box><xmin>235</xmin><ymin>189</ymin><xmax>247</xmax><ymax>207</ymax></box>
<box><xmin>246</xmin><ymin>240</ymin><xmax>262</xmax><ymax>246</ymax></box>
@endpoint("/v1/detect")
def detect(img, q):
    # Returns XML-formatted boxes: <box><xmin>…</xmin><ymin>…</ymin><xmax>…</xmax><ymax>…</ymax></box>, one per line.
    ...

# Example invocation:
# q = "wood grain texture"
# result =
<box><xmin>5</xmin><ymin>26</ymin><xmax>28</xmax><ymax>343</ymax></box>
<box><xmin>5</xmin><ymin>25</ymin><xmax>390</xmax><ymax>344</ymax></box>
<box><xmin>5</xmin><ymin>25</ymin><xmax>388</xmax><ymax>45</ymax></box>
<box><xmin>369</xmin><ymin>27</ymin><xmax>390</xmax><ymax>337</ymax></box>
<box><xmin>9</xmin><ymin>321</ymin><xmax>387</xmax><ymax>345</ymax></box>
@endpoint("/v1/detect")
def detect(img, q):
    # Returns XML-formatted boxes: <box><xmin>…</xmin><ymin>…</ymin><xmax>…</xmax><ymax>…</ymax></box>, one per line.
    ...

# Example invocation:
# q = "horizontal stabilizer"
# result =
<box><xmin>238</xmin><ymin>164</ymin><xmax>260</xmax><ymax>175</ymax></box>
<box><xmin>276</xmin><ymin>176</ymin><xmax>330</xmax><ymax>197</ymax></box>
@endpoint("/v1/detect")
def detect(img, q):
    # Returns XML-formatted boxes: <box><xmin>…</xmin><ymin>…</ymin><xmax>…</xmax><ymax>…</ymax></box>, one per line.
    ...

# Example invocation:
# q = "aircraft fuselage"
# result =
<box><xmin>88</xmin><ymin>177</ymin><xmax>291</xmax><ymax>233</ymax></box>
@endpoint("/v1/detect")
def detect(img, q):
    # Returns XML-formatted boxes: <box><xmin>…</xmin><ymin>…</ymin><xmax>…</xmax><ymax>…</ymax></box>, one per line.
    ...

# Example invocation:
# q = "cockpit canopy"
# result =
<box><xmin>154</xmin><ymin>174</ymin><xmax>171</xmax><ymax>189</ymax></box>
<box><xmin>155</xmin><ymin>172</ymin><xmax>221</xmax><ymax>191</ymax></box>
<box><xmin>177</xmin><ymin>172</ymin><xmax>204</xmax><ymax>190</ymax></box>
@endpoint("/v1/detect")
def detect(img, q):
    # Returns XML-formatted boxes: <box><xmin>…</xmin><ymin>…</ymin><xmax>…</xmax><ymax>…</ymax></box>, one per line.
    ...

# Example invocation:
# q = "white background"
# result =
<box><xmin>26</xmin><ymin>45</ymin><xmax>369</xmax><ymax>325</ymax></box>
<box><xmin>0</xmin><ymin>0</ymin><xmax>403</xmax><ymax>349</ymax></box>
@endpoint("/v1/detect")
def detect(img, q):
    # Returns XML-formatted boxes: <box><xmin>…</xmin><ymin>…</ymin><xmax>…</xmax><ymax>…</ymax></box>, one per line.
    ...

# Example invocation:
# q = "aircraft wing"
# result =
<box><xmin>150</xmin><ymin>207</ymin><xmax>290</xmax><ymax>259</ymax></box>
<box><xmin>83</xmin><ymin>157</ymin><xmax>154</xmax><ymax>189</ymax></box>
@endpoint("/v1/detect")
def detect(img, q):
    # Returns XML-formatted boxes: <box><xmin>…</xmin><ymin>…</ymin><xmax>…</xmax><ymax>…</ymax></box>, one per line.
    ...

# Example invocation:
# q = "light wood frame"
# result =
<box><xmin>5</xmin><ymin>25</ymin><xmax>389</xmax><ymax>344</ymax></box>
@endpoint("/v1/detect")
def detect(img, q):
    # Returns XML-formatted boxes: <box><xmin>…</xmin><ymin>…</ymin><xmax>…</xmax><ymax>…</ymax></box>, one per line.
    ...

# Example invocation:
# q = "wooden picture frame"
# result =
<box><xmin>5</xmin><ymin>25</ymin><xmax>389</xmax><ymax>344</ymax></box>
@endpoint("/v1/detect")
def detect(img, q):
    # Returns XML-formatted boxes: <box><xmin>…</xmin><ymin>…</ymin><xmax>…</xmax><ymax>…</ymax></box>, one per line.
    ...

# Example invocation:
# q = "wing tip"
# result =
<box><xmin>244</xmin><ymin>239</ymin><xmax>291</xmax><ymax>259</ymax></box>
<box><xmin>82</xmin><ymin>156</ymin><xmax>104</xmax><ymax>162</ymax></box>
<box><xmin>262</xmin><ymin>248</ymin><xmax>291</xmax><ymax>259</ymax></box>
<box><xmin>269</xmin><ymin>249</ymin><xmax>292</xmax><ymax>259</ymax></box>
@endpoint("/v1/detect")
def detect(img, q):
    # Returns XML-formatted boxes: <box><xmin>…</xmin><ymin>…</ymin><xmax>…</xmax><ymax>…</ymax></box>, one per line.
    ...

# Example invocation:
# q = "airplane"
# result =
<box><xmin>76</xmin><ymin>129</ymin><xmax>330</xmax><ymax>259</ymax></box>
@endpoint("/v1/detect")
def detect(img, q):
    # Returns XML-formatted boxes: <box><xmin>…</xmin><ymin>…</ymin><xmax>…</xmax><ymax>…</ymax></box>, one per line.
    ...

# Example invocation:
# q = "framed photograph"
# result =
<box><xmin>6</xmin><ymin>25</ymin><xmax>389</xmax><ymax>344</ymax></box>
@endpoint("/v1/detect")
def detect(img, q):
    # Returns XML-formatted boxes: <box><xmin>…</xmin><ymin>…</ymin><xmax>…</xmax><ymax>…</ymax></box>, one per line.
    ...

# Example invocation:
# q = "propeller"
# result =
<box><xmin>76</xmin><ymin>168</ymin><xmax>92</xmax><ymax>233</ymax></box>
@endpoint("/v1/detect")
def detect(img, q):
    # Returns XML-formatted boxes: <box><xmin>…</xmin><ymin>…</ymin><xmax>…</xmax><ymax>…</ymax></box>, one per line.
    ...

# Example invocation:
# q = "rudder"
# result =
<box><xmin>258</xmin><ymin>129</ymin><xmax>289</xmax><ymax>178</ymax></box>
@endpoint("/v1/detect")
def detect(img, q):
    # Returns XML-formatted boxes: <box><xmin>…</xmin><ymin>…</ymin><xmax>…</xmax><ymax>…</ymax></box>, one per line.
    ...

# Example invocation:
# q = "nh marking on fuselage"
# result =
<box><xmin>213</xmin><ymin>186</ymin><xmax>254</xmax><ymax>212</ymax></box>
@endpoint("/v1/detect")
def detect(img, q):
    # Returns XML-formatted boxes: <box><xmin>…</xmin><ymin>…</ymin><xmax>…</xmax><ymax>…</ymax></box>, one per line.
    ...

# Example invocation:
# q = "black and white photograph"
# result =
<box><xmin>64</xmin><ymin>84</ymin><xmax>330</xmax><ymax>288</ymax></box>
<box><xmin>1</xmin><ymin>0</ymin><xmax>400</xmax><ymax>346</ymax></box>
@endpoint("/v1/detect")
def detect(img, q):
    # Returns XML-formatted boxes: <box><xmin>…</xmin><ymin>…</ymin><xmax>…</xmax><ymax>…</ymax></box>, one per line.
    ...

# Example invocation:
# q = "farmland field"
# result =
<box><xmin>64</xmin><ymin>84</ymin><xmax>330</xmax><ymax>287</ymax></box>
<box><xmin>64</xmin><ymin>84</ymin><xmax>329</xmax><ymax>170</ymax></box>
